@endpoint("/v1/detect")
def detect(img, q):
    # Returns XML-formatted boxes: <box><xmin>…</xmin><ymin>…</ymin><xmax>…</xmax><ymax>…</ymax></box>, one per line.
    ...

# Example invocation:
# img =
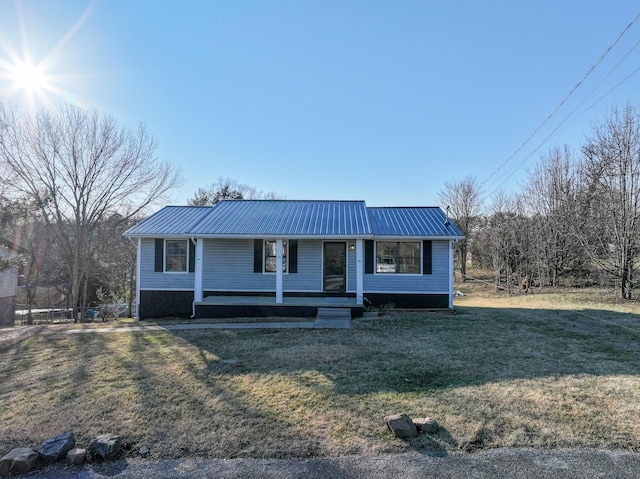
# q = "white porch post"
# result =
<box><xmin>135</xmin><ymin>238</ymin><xmax>141</xmax><ymax>321</ymax></box>
<box><xmin>191</xmin><ymin>238</ymin><xmax>204</xmax><ymax>318</ymax></box>
<box><xmin>356</xmin><ymin>239</ymin><xmax>364</xmax><ymax>305</ymax></box>
<box><xmin>194</xmin><ymin>238</ymin><xmax>204</xmax><ymax>303</ymax></box>
<box><xmin>276</xmin><ymin>239</ymin><xmax>283</xmax><ymax>303</ymax></box>
<box><xmin>449</xmin><ymin>239</ymin><xmax>455</xmax><ymax>309</ymax></box>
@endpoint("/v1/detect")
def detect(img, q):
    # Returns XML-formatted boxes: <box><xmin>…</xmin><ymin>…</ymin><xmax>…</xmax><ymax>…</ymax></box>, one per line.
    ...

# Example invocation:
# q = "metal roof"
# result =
<box><xmin>367</xmin><ymin>207</ymin><xmax>464</xmax><ymax>238</ymax></box>
<box><xmin>125</xmin><ymin>200</ymin><xmax>464</xmax><ymax>239</ymax></box>
<box><xmin>124</xmin><ymin>206</ymin><xmax>213</xmax><ymax>236</ymax></box>
<box><xmin>192</xmin><ymin>200</ymin><xmax>371</xmax><ymax>236</ymax></box>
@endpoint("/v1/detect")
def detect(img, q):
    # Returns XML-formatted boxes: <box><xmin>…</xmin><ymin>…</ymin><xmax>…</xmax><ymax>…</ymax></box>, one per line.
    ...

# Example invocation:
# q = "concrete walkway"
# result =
<box><xmin>62</xmin><ymin>319</ymin><xmax>351</xmax><ymax>334</ymax></box>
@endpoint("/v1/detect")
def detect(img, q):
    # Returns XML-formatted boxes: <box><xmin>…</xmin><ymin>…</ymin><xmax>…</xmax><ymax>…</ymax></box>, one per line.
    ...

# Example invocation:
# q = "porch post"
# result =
<box><xmin>194</xmin><ymin>238</ymin><xmax>204</xmax><ymax>303</ymax></box>
<box><xmin>135</xmin><ymin>238</ymin><xmax>141</xmax><ymax>321</ymax></box>
<box><xmin>276</xmin><ymin>239</ymin><xmax>283</xmax><ymax>303</ymax></box>
<box><xmin>356</xmin><ymin>239</ymin><xmax>363</xmax><ymax>305</ymax></box>
<box><xmin>449</xmin><ymin>240</ymin><xmax>455</xmax><ymax>309</ymax></box>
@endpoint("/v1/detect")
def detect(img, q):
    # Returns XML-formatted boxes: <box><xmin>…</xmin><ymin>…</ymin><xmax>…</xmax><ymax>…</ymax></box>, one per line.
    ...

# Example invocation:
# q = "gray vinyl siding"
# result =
<box><xmin>139</xmin><ymin>238</ymin><xmax>195</xmax><ymax>290</ymax></box>
<box><xmin>284</xmin><ymin>240</ymin><xmax>322</xmax><ymax>292</ymax></box>
<box><xmin>203</xmin><ymin>238</ymin><xmax>273</xmax><ymax>291</ymax></box>
<box><xmin>0</xmin><ymin>268</ymin><xmax>17</xmax><ymax>299</ymax></box>
<box><xmin>364</xmin><ymin>240</ymin><xmax>450</xmax><ymax>293</ymax></box>
<box><xmin>203</xmin><ymin>238</ymin><xmax>324</xmax><ymax>292</ymax></box>
<box><xmin>140</xmin><ymin>237</ymin><xmax>451</xmax><ymax>295</ymax></box>
<box><xmin>347</xmin><ymin>246</ymin><xmax>356</xmax><ymax>292</ymax></box>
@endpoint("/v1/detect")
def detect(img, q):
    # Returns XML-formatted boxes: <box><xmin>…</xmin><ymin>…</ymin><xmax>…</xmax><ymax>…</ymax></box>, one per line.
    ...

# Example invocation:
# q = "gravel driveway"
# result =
<box><xmin>19</xmin><ymin>449</ymin><xmax>640</xmax><ymax>479</ymax></box>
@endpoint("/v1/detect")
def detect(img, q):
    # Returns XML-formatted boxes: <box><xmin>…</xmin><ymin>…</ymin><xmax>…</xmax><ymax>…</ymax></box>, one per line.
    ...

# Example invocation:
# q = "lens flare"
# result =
<box><xmin>9</xmin><ymin>60</ymin><xmax>47</xmax><ymax>95</ymax></box>
<box><xmin>0</xmin><ymin>3</ymin><xmax>94</xmax><ymax>110</ymax></box>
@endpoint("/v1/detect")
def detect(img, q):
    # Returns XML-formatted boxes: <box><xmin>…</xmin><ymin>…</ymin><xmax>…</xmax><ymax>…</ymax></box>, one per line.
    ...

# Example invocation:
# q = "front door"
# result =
<box><xmin>323</xmin><ymin>242</ymin><xmax>346</xmax><ymax>292</ymax></box>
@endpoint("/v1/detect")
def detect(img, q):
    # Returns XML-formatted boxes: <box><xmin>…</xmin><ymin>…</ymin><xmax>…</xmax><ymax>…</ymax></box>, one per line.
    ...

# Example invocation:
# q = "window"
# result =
<box><xmin>264</xmin><ymin>240</ymin><xmax>287</xmax><ymax>273</ymax></box>
<box><xmin>165</xmin><ymin>240</ymin><xmax>188</xmax><ymax>272</ymax></box>
<box><xmin>376</xmin><ymin>242</ymin><xmax>420</xmax><ymax>274</ymax></box>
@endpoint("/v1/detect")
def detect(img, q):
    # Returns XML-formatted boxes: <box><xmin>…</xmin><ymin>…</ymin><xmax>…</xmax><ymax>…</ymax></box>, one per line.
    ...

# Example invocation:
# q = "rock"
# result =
<box><xmin>414</xmin><ymin>417</ymin><xmax>439</xmax><ymax>434</ymax></box>
<box><xmin>138</xmin><ymin>446</ymin><xmax>149</xmax><ymax>456</ymax></box>
<box><xmin>88</xmin><ymin>434</ymin><xmax>122</xmax><ymax>460</ymax></box>
<box><xmin>0</xmin><ymin>447</ymin><xmax>40</xmax><ymax>475</ymax></box>
<box><xmin>384</xmin><ymin>413</ymin><xmax>418</xmax><ymax>439</ymax></box>
<box><xmin>66</xmin><ymin>448</ymin><xmax>86</xmax><ymax>465</ymax></box>
<box><xmin>38</xmin><ymin>431</ymin><xmax>76</xmax><ymax>462</ymax></box>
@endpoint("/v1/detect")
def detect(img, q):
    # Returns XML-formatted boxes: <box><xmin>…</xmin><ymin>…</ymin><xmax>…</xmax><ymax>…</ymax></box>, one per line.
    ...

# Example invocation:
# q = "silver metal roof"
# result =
<box><xmin>124</xmin><ymin>206</ymin><xmax>213</xmax><ymax>236</ymax></box>
<box><xmin>367</xmin><ymin>207</ymin><xmax>464</xmax><ymax>238</ymax></box>
<box><xmin>125</xmin><ymin>200</ymin><xmax>464</xmax><ymax>239</ymax></box>
<box><xmin>193</xmin><ymin>200</ymin><xmax>371</xmax><ymax>236</ymax></box>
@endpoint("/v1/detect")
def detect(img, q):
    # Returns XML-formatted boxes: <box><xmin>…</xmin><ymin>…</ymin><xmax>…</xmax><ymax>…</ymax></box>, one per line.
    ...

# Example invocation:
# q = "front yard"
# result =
<box><xmin>0</xmin><ymin>289</ymin><xmax>639</xmax><ymax>459</ymax></box>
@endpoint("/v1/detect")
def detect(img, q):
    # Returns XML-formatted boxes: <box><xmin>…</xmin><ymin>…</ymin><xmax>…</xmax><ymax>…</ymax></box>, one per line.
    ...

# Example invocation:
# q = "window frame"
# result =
<box><xmin>263</xmin><ymin>240</ymin><xmax>288</xmax><ymax>274</ymax></box>
<box><xmin>374</xmin><ymin>241</ymin><xmax>422</xmax><ymax>275</ymax></box>
<box><xmin>164</xmin><ymin>239</ymin><xmax>189</xmax><ymax>273</ymax></box>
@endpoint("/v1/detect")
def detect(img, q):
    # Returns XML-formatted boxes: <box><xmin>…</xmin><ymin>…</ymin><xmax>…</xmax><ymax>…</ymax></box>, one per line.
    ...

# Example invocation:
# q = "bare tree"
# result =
<box><xmin>0</xmin><ymin>102</ymin><xmax>181</xmax><ymax>316</ymax></box>
<box><xmin>526</xmin><ymin>146</ymin><xmax>582</xmax><ymax>286</ymax></box>
<box><xmin>577</xmin><ymin>103</ymin><xmax>640</xmax><ymax>299</ymax></box>
<box><xmin>93</xmin><ymin>214</ymin><xmax>138</xmax><ymax>317</ymax></box>
<box><xmin>438</xmin><ymin>176</ymin><xmax>483</xmax><ymax>281</ymax></box>
<box><xmin>188</xmin><ymin>177</ymin><xmax>281</xmax><ymax>205</ymax></box>
<box><xmin>482</xmin><ymin>191</ymin><xmax>530</xmax><ymax>293</ymax></box>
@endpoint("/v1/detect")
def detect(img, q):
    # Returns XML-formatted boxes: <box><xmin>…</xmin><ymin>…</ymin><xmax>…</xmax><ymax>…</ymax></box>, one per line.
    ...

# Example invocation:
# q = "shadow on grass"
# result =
<box><xmin>169</xmin><ymin>305</ymin><xmax>640</xmax><ymax>395</ymax></box>
<box><xmin>2</xmin><ymin>302</ymin><xmax>639</xmax><ymax>459</ymax></box>
<box><xmin>408</xmin><ymin>425</ymin><xmax>458</xmax><ymax>457</ymax></box>
<box><xmin>145</xmin><ymin>305</ymin><xmax>637</xmax><ymax>455</ymax></box>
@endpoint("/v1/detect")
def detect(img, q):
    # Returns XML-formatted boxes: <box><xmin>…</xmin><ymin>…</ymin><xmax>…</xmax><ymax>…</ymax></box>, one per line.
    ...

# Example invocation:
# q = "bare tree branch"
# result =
<box><xmin>0</xmin><ymin>102</ymin><xmax>182</xmax><ymax>313</ymax></box>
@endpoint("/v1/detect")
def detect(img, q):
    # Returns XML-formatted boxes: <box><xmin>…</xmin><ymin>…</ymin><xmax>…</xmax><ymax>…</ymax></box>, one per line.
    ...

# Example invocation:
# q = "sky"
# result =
<box><xmin>1</xmin><ymin>1</ymin><xmax>640</xmax><ymax>208</ymax></box>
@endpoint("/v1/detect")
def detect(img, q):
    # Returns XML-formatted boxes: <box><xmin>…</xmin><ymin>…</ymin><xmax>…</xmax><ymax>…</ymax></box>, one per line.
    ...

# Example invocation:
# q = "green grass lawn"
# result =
<box><xmin>1</xmin><ymin>289</ymin><xmax>639</xmax><ymax>459</ymax></box>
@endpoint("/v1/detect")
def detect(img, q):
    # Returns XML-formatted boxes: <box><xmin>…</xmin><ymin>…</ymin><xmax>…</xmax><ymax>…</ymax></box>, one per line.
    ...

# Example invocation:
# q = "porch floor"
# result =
<box><xmin>198</xmin><ymin>295</ymin><xmax>359</xmax><ymax>307</ymax></box>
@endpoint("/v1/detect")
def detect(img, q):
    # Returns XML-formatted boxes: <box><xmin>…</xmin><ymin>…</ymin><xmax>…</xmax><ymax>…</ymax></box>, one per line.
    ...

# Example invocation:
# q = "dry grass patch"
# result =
<box><xmin>1</xmin><ymin>289</ymin><xmax>640</xmax><ymax>459</ymax></box>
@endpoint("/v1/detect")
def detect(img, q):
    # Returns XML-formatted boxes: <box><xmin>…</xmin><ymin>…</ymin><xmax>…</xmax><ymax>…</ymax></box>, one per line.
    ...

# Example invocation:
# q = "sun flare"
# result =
<box><xmin>9</xmin><ymin>60</ymin><xmax>48</xmax><ymax>95</ymax></box>
<box><xmin>0</xmin><ymin>3</ymin><xmax>94</xmax><ymax>110</ymax></box>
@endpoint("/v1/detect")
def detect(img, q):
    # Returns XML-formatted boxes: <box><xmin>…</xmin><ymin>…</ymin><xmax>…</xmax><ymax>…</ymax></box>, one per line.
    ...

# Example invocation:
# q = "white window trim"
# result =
<box><xmin>164</xmin><ymin>239</ymin><xmax>190</xmax><ymax>274</ymax></box>
<box><xmin>374</xmin><ymin>240</ymin><xmax>423</xmax><ymax>276</ymax></box>
<box><xmin>262</xmin><ymin>239</ymin><xmax>289</xmax><ymax>275</ymax></box>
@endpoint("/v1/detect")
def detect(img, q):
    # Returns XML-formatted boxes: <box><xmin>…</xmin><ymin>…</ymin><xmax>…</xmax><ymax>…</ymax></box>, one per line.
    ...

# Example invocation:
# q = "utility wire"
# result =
<box><xmin>479</xmin><ymin>9</ymin><xmax>640</xmax><ymax>192</ymax></box>
<box><xmin>487</xmin><ymin>37</ymin><xmax>640</xmax><ymax>196</ymax></box>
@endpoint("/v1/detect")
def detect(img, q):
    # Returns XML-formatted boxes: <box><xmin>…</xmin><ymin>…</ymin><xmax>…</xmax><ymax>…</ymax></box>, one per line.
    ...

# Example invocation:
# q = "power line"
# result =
<box><xmin>479</xmin><ymin>8</ymin><xmax>640</xmax><ymax>192</ymax></box>
<box><xmin>487</xmin><ymin>37</ymin><xmax>640</xmax><ymax>196</ymax></box>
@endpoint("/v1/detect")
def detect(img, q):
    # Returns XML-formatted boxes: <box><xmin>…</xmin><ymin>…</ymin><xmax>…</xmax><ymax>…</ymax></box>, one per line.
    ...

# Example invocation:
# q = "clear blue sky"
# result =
<box><xmin>1</xmin><ymin>1</ymin><xmax>640</xmax><ymax>207</ymax></box>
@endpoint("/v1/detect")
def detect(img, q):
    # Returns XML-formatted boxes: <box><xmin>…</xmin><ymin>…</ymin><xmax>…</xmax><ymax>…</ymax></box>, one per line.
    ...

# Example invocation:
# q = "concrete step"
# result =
<box><xmin>316</xmin><ymin>307</ymin><xmax>352</xmax><ymax>319</ymax></box>
<box><xmin>314</xmin><ymin>307</ymin><xmax>352</xmax><ymax>328</ymax></box>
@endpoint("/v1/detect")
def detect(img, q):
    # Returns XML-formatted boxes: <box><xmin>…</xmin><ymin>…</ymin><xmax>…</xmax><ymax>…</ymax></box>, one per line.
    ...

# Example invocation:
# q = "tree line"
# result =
<box><xmin>441</xmin><ymin>102</ymin><xmax>640</xmax><ymax>300</ymax></box>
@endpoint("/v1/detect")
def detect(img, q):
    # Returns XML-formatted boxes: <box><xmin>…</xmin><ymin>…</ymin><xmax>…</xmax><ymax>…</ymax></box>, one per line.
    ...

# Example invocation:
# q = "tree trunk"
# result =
<box><xmin>459</xmin><ymin>243</ymin><xmax>468</xmax><ymax>282</ymax></box>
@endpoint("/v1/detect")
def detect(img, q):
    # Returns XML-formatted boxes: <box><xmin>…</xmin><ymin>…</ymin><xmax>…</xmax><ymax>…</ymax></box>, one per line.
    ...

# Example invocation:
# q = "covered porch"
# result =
<box><xmin>194</xmin><ymin>294</ymin><xmax>363</xmax><ymax>319</ymax></box>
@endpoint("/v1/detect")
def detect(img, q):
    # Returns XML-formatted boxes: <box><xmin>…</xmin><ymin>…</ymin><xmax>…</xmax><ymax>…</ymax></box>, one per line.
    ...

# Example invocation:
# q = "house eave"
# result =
<box><xmin>370</xmin><ymin>235</ymin><xmax>465</xmax><ymax>241</ymax></box>
<box><xmin>124</xmin><ymin>233</ymin><xmax>465</xmax><ymax>240</ymax></box>
<box><xmin>125</xmin><ymin>233</ymin><xmax>375</xmax><ymax>240</ymax></box>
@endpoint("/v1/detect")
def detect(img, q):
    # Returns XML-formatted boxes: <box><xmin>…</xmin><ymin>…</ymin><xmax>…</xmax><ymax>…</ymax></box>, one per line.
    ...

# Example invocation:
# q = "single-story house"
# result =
<box><xmin>124</xmin><ymin>200</ymin><xmax>464</xmax><ymax>319</ymax></box>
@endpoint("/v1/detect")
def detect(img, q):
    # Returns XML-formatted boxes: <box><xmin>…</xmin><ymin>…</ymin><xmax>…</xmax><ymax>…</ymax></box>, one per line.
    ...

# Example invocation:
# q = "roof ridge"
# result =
<box><xmin>367</xmin><ymin>206</ymin><xmax>440</xmax><ymax>209</ymax></box>
<box><xmin>186</xmin><ymin>201</ymin><xmax>224</xmax><ymax>233</ymax></box>
<box><xmin>217</xmin><ymin>199</ymin><xmax>367</xmax><ymax>203</ymax></box>
<box><xmin>164</xmin><ymin>205</ymin><xmax>216</xmax><ymax>208</ymax></box>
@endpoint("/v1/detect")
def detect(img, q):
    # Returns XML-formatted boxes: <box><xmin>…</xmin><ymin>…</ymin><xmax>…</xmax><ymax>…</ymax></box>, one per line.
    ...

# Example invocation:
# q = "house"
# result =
<box><xmin>0</xmin><ymin>238</ymin><xmax>27</xmax><ymax>325</ymax></box>
<box><xmin>124</xmin><ymin>200</ymin><xmax>464</xmax><ymax>320</ymax></box>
